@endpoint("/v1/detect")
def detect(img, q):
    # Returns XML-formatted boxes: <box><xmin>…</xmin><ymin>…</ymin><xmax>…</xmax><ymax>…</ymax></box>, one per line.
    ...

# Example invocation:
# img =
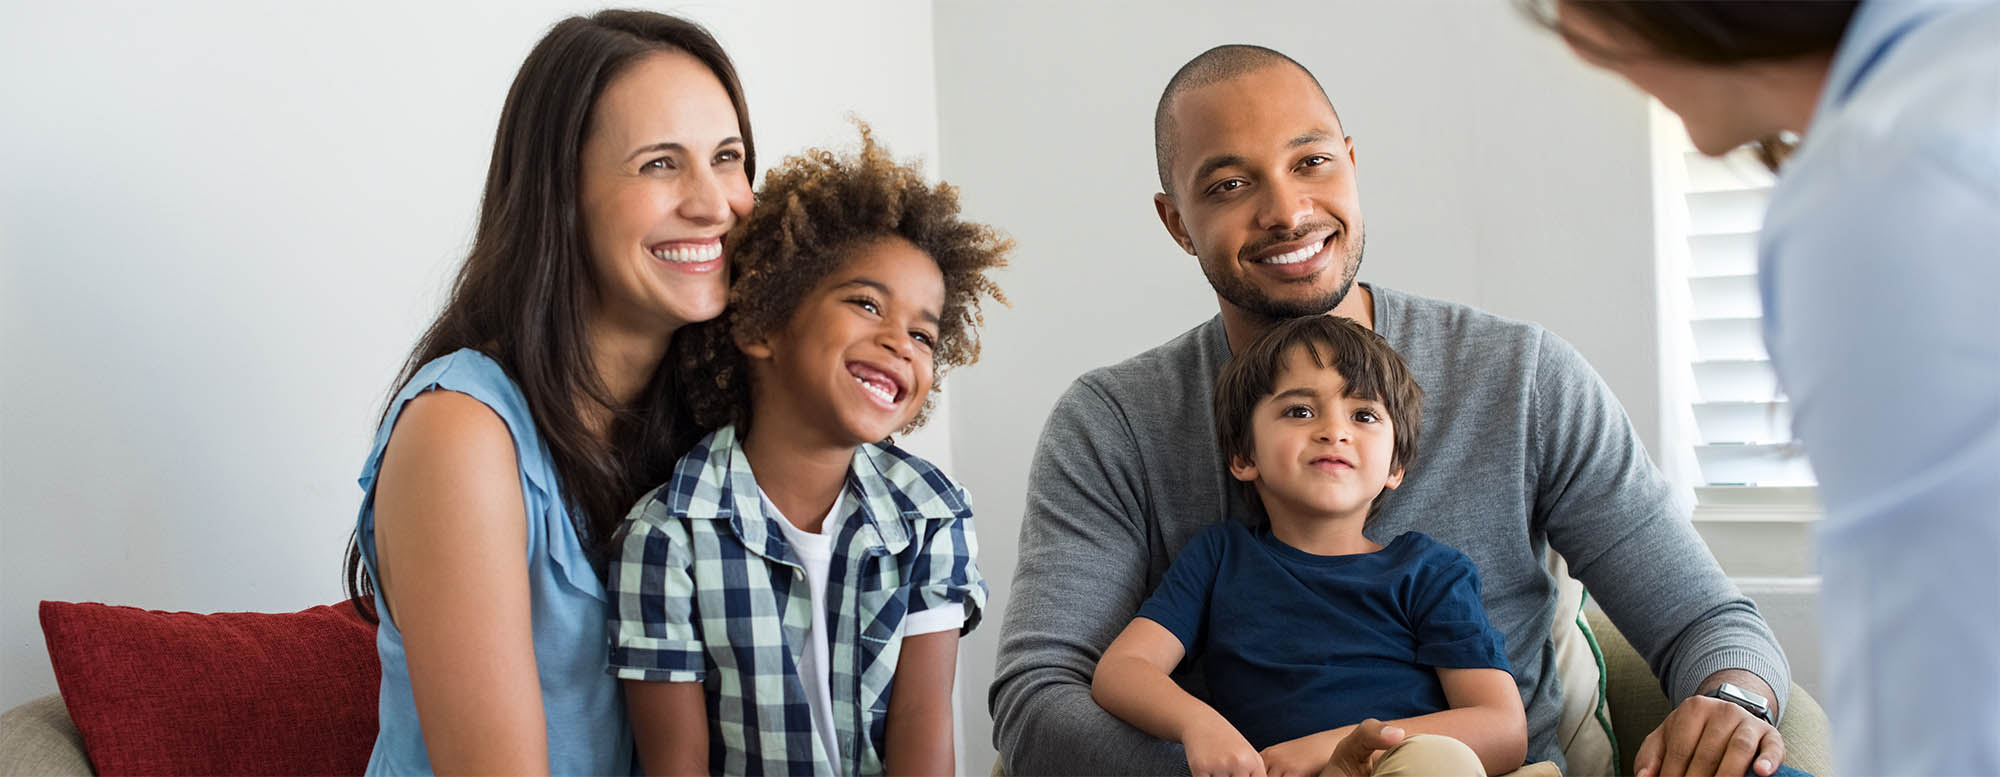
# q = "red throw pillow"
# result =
<box><xmin>39</xmin><ymin>601</ymin><xmax>380</xmax><ymax>776</ymax></box>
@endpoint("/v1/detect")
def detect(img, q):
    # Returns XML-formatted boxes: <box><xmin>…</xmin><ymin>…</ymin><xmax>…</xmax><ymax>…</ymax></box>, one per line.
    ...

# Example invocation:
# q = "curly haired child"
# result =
<box><xmin>606</xmin><ymin>122</ymin><xmax>1010</xmax><ymax>777</ymax></box>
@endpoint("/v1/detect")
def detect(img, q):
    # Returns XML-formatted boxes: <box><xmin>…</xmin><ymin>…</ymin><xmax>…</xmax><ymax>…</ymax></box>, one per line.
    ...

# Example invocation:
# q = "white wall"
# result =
<box><xmin>0</xmin><ymin>0</ymin><xmax>949</xmax><ymax>709</ymax></box>
<box><xmin>932</xmin><ymin>3</ymin><xmax>1673</xmax><ymax>773</ymax></box>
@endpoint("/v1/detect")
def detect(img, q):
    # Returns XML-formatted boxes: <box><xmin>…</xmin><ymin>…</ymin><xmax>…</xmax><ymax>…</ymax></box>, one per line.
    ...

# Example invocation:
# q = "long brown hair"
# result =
<box><xmin>1523</xmin><ymin>0</ymin><xmax>1858</xmax><ymax>168</ymax></box>
<box><xmin>343</xmin><ymin>10</ymin><xmax>755</xmax><ymax>621</ymax></box>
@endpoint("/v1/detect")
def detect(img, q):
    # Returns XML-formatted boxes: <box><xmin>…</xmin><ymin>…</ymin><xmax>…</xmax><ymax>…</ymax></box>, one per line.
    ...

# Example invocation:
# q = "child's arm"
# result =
<box><xmin>605</xmin><ymin>504</ymin><xmax>712</xmax><ymax>777</ymax></box>
<box><xmin>1429</xmin><ymin>667</ymin><xmax>1529</xmax><ymax>773</ymax></box>
<box><xmin>1092</xmin><ymin>618</ymin><xmax>1267</xmax><ymax>777</ymax></box>
<box><xmin>884</xmin><ymin>629</ymin><xmax>959</xmax><ymax>776</ymax></box>
<box><xmin>1258</xmin><ymin>669</ymin><xmax>1525</xmax><ymax>776</ymax></box>
<box><xmin>625</xmin><ymin>681</ymin><xmax>709</xmax><ymax>776</ymax></box>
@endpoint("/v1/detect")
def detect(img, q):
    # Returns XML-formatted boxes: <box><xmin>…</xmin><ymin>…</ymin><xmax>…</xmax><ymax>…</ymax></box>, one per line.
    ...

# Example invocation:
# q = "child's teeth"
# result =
<box><xmin>854</xmin><ymin>375</ymin><xmax>895</xmax><ymax>403</ymax></box>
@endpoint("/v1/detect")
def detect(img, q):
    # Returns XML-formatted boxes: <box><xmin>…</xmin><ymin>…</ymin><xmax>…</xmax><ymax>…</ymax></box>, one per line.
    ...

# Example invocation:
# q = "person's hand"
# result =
<box><xmin>1259</xmin><ymin>731</ymin><xmax>1335</xmax><ymax>777</ymax></box>
<box><xmin>1185</xmin><ymin>724</ymin><xmax>1267</xmax><ymax>777</ymax></box>
<box><xmin>1319</xmin><ymin>719</ymin><xmax>1405</xmax><ymax>777</ymax></box>
<box><xmin>1635</xmin><ymin>695</ymin><xmax>1784</xmax><ymax>777</ymax></box>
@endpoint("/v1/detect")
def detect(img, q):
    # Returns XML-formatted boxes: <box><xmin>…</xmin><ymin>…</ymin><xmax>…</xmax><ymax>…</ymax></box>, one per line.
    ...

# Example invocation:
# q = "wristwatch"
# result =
<box><xmin>1702</xmin><ymin>682</ymin><xmax>1775</xmax><ymax>726</ymax></box>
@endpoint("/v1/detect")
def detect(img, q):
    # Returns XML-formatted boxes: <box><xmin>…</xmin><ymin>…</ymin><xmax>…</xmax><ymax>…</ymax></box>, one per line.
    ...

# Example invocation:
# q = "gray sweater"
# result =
<box><xmin>988</xmin><ymin>285</ymin><xmax>1789</xmax><ymax>774</ymax></box>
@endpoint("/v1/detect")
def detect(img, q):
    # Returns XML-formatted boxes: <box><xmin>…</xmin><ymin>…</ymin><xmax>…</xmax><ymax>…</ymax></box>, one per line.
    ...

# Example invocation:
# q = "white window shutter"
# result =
<box><xmin>1675</xmin><ymin>141</ymin><xmax>1816</xmax><ymax>490</ymax></box>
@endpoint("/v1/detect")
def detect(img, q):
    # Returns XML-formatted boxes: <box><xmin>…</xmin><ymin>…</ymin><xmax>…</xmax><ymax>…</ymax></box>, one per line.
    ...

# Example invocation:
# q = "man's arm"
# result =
<box><xmin>989</xmin><ymin>381</ymin><xmax>1192</xmax><ymax>776</ymax></box>
<box><xmin>1529</xmin><ymin>332</ymin><xmax>1792</xmax><ymax>770</ymax></box>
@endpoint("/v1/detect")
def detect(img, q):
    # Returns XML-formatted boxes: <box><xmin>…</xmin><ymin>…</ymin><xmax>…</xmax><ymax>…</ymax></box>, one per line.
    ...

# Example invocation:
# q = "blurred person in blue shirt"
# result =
<box><xmin>1532</xmin><ymin>1</ymin><xmax>2000</xmax><ymax>774</ymax></box>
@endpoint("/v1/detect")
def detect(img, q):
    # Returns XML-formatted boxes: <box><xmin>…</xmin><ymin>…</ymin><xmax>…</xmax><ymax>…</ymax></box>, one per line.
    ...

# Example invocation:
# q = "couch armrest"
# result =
<box><xmin>0</xmin><ymin>694</ymin><xmax>94</xmax><ymax>776</ymax></box>
<box><xmin>1588</xmin><ymin>609</ymin><xmax>1832</xmax><ymax>777</ymax></box>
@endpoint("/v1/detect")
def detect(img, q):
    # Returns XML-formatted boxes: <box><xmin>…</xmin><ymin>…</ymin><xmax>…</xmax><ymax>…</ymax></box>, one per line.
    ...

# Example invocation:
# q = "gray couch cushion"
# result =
<box><xmin>0</xmin><ymin>694</ymin><xmax>93</xmax><ymax>776</ymax></box>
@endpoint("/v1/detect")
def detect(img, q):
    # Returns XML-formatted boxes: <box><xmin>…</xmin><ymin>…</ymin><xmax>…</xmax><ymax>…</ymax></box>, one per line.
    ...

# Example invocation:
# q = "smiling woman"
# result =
<box><xmin>339</xmin><ymin>10</ymin><xmax>755</xmax><ymax>776</ymax></box>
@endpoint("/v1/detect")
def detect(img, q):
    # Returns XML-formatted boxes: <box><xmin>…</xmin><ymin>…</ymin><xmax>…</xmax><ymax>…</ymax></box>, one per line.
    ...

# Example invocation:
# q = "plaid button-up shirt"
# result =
<box><xmin>607</xmin><ymin>425</ymin><xmax>987</xmax><ymax>777</ymax></box>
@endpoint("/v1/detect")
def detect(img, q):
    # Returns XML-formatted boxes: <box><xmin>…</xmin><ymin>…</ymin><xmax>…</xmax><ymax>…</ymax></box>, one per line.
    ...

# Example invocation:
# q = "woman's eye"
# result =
<box><xmin>643</xmin><ymin>156</ymin><xmax>675</xmax><ymax>172</ymax></box>
<box><xmin>714</xmin><ymin>148</ymin><xmax>742</xmax><ymax>165</ymax></box>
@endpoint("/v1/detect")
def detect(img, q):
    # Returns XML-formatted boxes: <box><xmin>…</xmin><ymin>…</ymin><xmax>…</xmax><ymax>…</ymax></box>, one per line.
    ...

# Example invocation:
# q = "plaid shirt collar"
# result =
<box><xmin>660</xmin><ymin>424</ymin><xmax>971</xmax><ymax>568</ymax></box>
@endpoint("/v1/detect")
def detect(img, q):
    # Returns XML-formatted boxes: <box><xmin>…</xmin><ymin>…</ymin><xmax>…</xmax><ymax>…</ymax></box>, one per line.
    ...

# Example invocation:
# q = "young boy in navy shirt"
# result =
<box><xmin>1092</xmin><ymin>315</ymin><xmax>1554</xmax><ymax>777</ymax></box>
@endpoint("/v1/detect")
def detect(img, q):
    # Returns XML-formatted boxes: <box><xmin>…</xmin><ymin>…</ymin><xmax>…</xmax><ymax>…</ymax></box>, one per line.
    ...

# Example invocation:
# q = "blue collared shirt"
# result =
<box><xmin>1759</xmin><ymin>1</ymin><xmax>2000</xmax><ymax>773</ymax></box>
<box><xmin>606</xmin><ymin>425</ymin><xmax>986</xmax><ymax>777</ymax></box>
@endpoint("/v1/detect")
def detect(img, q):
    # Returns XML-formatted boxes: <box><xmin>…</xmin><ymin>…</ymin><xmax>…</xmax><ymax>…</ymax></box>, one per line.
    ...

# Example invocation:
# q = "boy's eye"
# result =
<box><xmin>1282</xmin><ymin>405</ymin><xmax>1314</xmax><ymax>419</ymax></box>
<box><xmin>1353</xmin><ymin>408</ymin><xmax>1380</xmax><ymax>423</ymax></box>
<box><xmin>911</xmin><ymin>330</ymin><xmax>936</xmax><ymax>349</ymax></box>
<box><xmin>847</xmin><ymin>297</ymin><xmax>880</xmax><ymax>315</ymax></box>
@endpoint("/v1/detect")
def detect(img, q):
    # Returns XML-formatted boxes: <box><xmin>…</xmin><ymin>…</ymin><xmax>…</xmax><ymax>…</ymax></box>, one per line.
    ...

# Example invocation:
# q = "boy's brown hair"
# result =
<box><xmin>1213</xmin><ymin>315</ymin><xmax>1424</xmax><ymax>522</ymax></box>
<box><xmin>679</xmin><ymin>120</ymin><xmax>1011</xmax><ymax>437</ymax></box>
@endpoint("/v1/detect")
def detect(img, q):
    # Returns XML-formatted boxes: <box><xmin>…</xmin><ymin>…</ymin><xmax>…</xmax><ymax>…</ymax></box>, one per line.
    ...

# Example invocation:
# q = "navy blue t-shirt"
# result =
<box><xmin>1135</xmin><ymin>522</ymin><xmax>1511</xmax><ymax>749</ymax></box>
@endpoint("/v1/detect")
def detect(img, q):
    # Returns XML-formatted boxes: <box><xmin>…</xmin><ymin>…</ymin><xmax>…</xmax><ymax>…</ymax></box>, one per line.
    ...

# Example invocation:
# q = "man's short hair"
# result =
<box><xmin>1153</xmin><ymin>44</ymin><xmax>1342</xmax><ymax>196</ymax></box>
<box><xmin>1212</xmin><ymin>315</ymin><xmax>1422</xmax><ymax>523</ymax></box>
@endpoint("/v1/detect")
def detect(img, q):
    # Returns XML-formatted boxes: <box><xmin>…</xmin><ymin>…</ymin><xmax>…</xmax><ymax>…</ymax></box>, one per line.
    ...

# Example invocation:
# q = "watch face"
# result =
<box><xmin>1711</xmin><ymin>682</ymin><xmax>1772</xmax><ymax>724</ymax></box>
<box><xmin>1717</xmin><ymin>682</ymin><xmax>1768</xmax><ymax>709</ymax></box>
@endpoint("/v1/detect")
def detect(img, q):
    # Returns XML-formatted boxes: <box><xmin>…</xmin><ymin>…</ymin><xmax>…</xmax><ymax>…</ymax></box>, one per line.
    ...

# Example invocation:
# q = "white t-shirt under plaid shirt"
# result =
<box><xmin>607</xmin><ymin>424</ymin><xmax>987</xmax><ymax>777</ymax></box>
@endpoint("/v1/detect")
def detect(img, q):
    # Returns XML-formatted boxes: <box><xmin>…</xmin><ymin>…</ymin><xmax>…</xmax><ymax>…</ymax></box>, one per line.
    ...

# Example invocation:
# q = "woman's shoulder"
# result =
<box><xmin>362</xmin><ymin>348</ymin><xmax>550</xmax><ymax>493</ymax></box>
<box><xmin>399</xmin><ymin>349</ymin><xmax>531</xmax><ymax>418</ymax></box>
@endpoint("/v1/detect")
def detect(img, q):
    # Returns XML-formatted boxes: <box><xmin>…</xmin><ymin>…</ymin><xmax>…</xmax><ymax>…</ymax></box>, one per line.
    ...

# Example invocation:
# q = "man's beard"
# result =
<box><xmin>1204</xmin><ymin>226</ymin><xmax>1365</xmax><ymax>321</ymax></box>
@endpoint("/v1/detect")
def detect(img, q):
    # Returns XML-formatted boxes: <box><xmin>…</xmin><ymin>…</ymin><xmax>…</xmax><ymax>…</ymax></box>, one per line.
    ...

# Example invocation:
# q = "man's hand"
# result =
<box><xmin>1634</xmin><ymin>695</ymin><xmax>1784</xmax><ymax>777</ymax></box>
<box><xmin>1185</xmin><ymin>724</ymin><xmax>1267</xmax><ymax>777</ymax></box>
<box><xmin>1319</xmin><ymin>719</ymin><xmax>1406</xmax><ymax>777</ymax></box>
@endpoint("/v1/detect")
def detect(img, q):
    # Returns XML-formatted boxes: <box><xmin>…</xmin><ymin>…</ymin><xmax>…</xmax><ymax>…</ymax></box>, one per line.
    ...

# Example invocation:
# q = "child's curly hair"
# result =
<box><xmin>678</xmin><ymin>121</ymin><xmax>1011</xmax><ymax>436</ymax></box>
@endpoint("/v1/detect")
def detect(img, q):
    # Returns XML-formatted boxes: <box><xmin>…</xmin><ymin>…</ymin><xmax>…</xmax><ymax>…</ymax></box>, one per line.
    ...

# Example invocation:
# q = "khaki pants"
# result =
<box><xmin>1369</xmin><ymin>734</ymin><xmax>1563</xmax><ymax>777</ymax></box>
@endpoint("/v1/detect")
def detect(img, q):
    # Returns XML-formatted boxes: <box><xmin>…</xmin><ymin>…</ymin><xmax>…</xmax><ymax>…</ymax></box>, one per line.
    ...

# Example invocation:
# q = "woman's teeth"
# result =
<box><xmin>651</xmin><ymin>242</ymin><xmax>722</xmax><ymax>263</ymax></box>
<box><xmin>1260</xmin><ymin>239</ymin><xmax>1325</xmax><ymax>265</ymax></box>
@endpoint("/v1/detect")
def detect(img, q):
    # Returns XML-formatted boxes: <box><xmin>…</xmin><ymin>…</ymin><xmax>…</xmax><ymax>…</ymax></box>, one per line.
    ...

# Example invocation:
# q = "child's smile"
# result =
<box><xmin>847</xmin><ymin>360</ymin><xmax>906</xmax><ymax>408</ymax></box>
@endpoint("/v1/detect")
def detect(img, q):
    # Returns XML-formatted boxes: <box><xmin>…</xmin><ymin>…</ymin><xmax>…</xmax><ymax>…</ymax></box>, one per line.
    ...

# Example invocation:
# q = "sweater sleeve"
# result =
<box><xmin>1530</xmin><ymin>330</ymin><xmax>1792</xmax><ymax>715</ymax></box>
<box><xmin>988</xmin><ymin>379</ymin><xmax>1193</xmax><ymax>777</ymax></box>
